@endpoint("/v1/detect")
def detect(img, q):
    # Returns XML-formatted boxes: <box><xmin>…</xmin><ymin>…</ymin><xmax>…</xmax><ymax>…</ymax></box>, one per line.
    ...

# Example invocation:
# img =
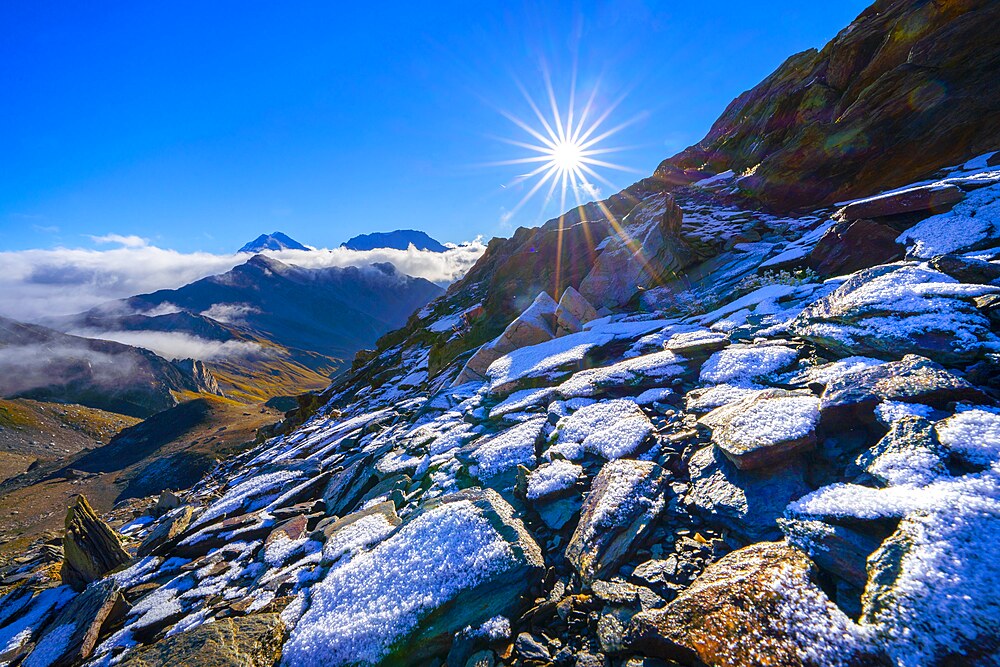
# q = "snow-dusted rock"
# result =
<box><xmin>557</xmin><ymin>350</ymin><xmax>686</xmax><ymax>399</ymax></box>
<box><xmin>554</xmin><ymin>286</ymin><xmax>598</xmax><ymax>335</ymax></box>
<box><xmin>282</xmin><ymin>489</ymin><xmax>543</xmax><ymax>667</ymax></box>
<box><xmin>700</xmin><ymin>389</ymin><xmax>820</xmax><ymax>471</ymax></box>
<box><xmin>856</xmin><ymin>416</ymin><xmax>947</xmax><ymax>486</ymax></box>
<box><xmin>454</xmin><ymin>291</ymin><xmax>559</xmax><ymax>385</ymax></box>
<box><xmin>837</xmin><ymin>183</ymin><xmax>965</xmax><ymax>221</ymax></box>
<box><xmin>791</xmin><ymin>264</ymin><xmax>1000</xmax><ymax>364</ymax></box>
<box><xmin>566</xmin><ymin>460</ymin><xmax>668</xmax><ymax>584</ymax></box>
<box><xmin>550</xmin><ymin>399</ymin><xmax>654</xmax><ymax>461</ymax></box>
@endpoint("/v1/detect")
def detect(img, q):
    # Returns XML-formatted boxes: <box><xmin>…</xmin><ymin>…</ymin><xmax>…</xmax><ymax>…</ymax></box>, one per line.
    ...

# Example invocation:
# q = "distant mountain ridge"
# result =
<box><xmin>238</xmin><ymin>231</ymin><xmax>310</xmax><ymax>253</ymax></box>
<box><xmin>53</xmin><ymin>255</ymin><xmax>444</xmax><ymax>402</ymax></box>
<box><xmin>342</xmin><ymin>229</ymin><xmax>448</xmax><ymax>252</ymax></box>
<box><xmin>0</xmin><ymin>315</ymin><xmax>222</xmax><ymax>417</ymax></box>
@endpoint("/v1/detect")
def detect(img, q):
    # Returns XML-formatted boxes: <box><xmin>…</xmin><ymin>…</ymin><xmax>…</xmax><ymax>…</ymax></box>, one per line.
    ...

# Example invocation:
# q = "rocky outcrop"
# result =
<box><xmin>61</xmin><ymin>495</ymin><xmax>131</xmax><ymax>591</ymax></box>
<box><xmin>579</xmin><ymin>194</ymin><xmax>697</xmax><ymax>308</ymax></box>
<box><xmin>837</xmin><ymin>183</ymin><xmax>966</xmax><ymax>222</ymax></box>
<box><xmin>170</xmin><ymin>358</ymin><xmax>225</xmax><ymax>396</ymax></box>
<box><xmin>806</xmin><ymin>219</ymin><xmax>904</xmax><ymax>276</ymax></box>
<box><xmin>625</xmin><ymin>542</ymin><xmax>881</xmax><ymax>666</ymax></box>
<box><xmin>454</xmin><ymin>292</ymin><xmax>558</xmax><ymax>385</ymax></box>
<box><xmin>554</xmin><ymin>286</ymin><xmax>599</xmax><ymax>335</ymax></box>
<box><xmin>663</xmin><ymin>1</ymin><xmax>1000</xmax><ymax>211</ymax></box>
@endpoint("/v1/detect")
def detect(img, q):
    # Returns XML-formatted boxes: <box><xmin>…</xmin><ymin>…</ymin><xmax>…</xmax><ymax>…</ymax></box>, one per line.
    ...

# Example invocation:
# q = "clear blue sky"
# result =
<box><xmin>0</xmin><ymin>1</ymin><xmax>870</xmax><ymax>253</ymax></box>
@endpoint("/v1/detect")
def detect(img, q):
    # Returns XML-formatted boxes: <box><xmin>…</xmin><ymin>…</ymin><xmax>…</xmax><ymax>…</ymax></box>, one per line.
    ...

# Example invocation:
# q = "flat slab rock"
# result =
<box><xmin>700</xmin><ymin>389</ymin><xmax>820</xmax><ymax>471</ymax></box>
<box><xmin>566</xmin><ymin>459</ymin><xmax>669</xmax><ymax>584</ymax></box>
<box><xmin>820</xmin><ymin>354</ymin><xmax>989</xmax><ymax>426</ymax></box>
<box><xmin>625</xmin><ymin>541</ymin><xmax>881</xmax><ymax>667</ymax></box>
<box><xmin>282</xmin><ymin>488</ymin><xmax>543</xmax><ymax>667</ymax></box>
<box><xmin>836</xmin><ymin>183</ymin><xmax>965</xmax><ymax>221</ymax></box>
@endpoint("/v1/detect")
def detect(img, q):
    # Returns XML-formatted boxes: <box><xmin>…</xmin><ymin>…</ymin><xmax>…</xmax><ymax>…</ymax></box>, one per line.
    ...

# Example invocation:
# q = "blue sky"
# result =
<box><xmin>0</xmin><ymin>1</ymin><xmax>870</xmax><ymax>253</ymax></box>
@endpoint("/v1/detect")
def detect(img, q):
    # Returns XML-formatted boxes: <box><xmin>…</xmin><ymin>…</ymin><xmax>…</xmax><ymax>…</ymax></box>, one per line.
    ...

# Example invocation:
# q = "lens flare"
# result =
<box><xmin>489</xmin><ymin>69</ymin><xmax>642</xmax><ymax>222</ymax></box>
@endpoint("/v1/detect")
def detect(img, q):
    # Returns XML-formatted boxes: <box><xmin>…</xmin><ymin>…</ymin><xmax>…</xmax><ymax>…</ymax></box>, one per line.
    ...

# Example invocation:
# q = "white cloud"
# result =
<box><xmin>200</xmin><ymin>303</ymin><xmax>260</xmax><ymax>324</ymax></box>
<box><xmin>0</xmin><ymin>240</ymin><xmax>486</xmax><ymax>322</ymax></box>
<box><xmin>89</xmin><ymin>233</ymin><xmax>149</xmax><ymax>248</ymax></box>
<box><xmin>71</xmin><ymin>330</ymin><xmax>267</xmax><ymax>362</ymax></box>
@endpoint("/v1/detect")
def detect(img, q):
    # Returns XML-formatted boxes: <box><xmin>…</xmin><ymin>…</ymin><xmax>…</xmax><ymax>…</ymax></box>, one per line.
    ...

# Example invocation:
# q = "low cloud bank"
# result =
<box><xmin>0</xmin><ymin>240</ymin><xmax>485</xmax><ymax>322</ymax></box>
<box><xmin>68</xmin><ymin>330</ymin><xmax>267</xmax><ymax>362</ymax></box>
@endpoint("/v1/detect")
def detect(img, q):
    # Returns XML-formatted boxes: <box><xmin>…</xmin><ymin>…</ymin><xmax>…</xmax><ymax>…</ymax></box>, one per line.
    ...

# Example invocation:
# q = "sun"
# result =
<box><xmin>489</xmin><ymin>71</ymin><xmax>641</xmax><ymax>222</ymax></box>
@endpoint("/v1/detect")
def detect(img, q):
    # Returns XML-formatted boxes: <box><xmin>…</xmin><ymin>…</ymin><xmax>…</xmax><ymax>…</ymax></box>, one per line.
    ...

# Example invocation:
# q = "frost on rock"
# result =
<box><xmin>557</xmin><ymin>350</ymin><xmax>686</xmax><ymax>398</ymax></box>
<box><xmin>470</xmin><ymin>417</ymin><xmax>545</xmax><ymax>480</ymax></box>
<box><xmin>526</xmin><ymin>460</ymin><xmax>583</xmax><ymax>500</ymax></box>
<box><xmin>874</xmin><ymin>400</ymin><xmax>935</xmax><ymax>426</ymax></box>
<box><xmin>699</xmin><ymin>344</ymin><xmax>799</xmax><ymax>386</ymax></box>
<box><xmin>897</xmin><ymin>183</ymin><xmax>1000</xmax><ymax>258</ymax></box>
<box><xmin>485</xmin><ymin>331</ymin><xmax>611</xmax><ymax>394</ymax></box>
<box><xmin>282</xmin><ymin>491</ymin><xmax>542</xmax><ymax>667</ymax></box>
<box><xmin>787</xmin><ymin>403</ymin><xmax>1000</xmax><ymax>665</ymax></box>
<box><xmin>551</xmin><ymin>399</ymin><xmax>653</xmax><ymax>460</ymax></box>
<box><xmin>791</xmin><ymin>264</ymin><xmax>999</xmax><ymax>363</ymax></box>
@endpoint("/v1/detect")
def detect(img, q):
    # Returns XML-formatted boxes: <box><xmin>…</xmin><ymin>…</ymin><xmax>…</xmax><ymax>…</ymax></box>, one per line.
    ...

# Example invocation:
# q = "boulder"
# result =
<box><xmin>791</xmin><ymin>264</ymin><xmax>999</xmax><ymax>364</ymax></box>
<box><xmin>625</xmin><ymin>542</ymin><xmax>879</xmax><ymax>667</ymax></box>
<box><xmin>699</xmin><ymin>389</ymin><xmax>820</xmax><ymax>471</ymax></box>
<box><xmin>806</xmin><ymin>219</ymin><xmax>903</xmax><ymax>276</ymax></box>
<box><xmin>686</xmin><ymin>445</ymin><xmax>809</xmax><ymax>542</ymax></box>
<box><xmin>554</xmin><ymin>286</ymin><xmax>599</xmax><ymax>335</ymax></box>
<box><xmin>119</xmin><ymin>613</ymin><xmax>286</xmax><ymax>667</ymax></box>
<box><xmin>819</xmin><ymin>355</ymin><xmax>989</xmax><ymax>427</ymax></box>
<box><xmin>566</xmin><ymin>460</ymin><xmax>669</xmax><ymax>584</ymax></box>
<box><xmin>22</xmin><ymin>579</ymin><xmax>129</xmax><ymax>667</ymax></box>
<box><xmin>61</xmin><ymin>495</ymin><xmax>132</xmax><ymax>591</ymax></box>
<box><xmin>282</xmin><ymin>488</ymin><xmax>544</xmax><ymax>666</ymax></box>
<box><xmin>836</xmin><ymin>184</ymin><xmax>965</xmax><ymax>222</ymax></box>
<box><xmin>579</xmin><ymin>194</ymin><xmax>696</xmax><ymax>308</ymax></box>
<box><xmin>929</xmin><ymin>254</ymin><xmax>1000</xmax><ymax>284</ymax></box>
<box><xmin>454</xmin><ymin>292</ymin><xmax>558</xmax><ymax>385</ymax></box>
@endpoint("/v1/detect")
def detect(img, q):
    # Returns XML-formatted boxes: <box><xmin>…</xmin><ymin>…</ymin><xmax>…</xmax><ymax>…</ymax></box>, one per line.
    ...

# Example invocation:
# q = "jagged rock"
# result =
<box><xmin>172</xmin><ymin>511</ymin><xmax>272</xmax><ymax>559</ymax></box>
<box><xmin>699</xmin><ymin>389</ymin><xmax>819</xmax><ymax>471</ymax></box>
<box><xmin>779</xmin><ymin>518</ymin><xmax>883</xmax><ymax>589</ymax></box>
<box><xmin>579</xmin><ymin>194</ymin><xmax>696</xmax><ymax>308</ymax></box>
<box><xmin>282</xmin><ymin>488</ymin><xmax>544</xmax><ymax>666</ymax></box>
<box><xmin>686</xmin><ymin>445</ymin><xmax>809</xmax><ymax>542</ymax></box>
<box><xmin>554</xmin><ymin>286</ymin><xmax>599</xmax><ymax>335</ymax></box>
<box><xmin>23</xmin><ymin>579</ymin><xmax>129</xmax><ymax>667</ymax></box>
<box><xmin>454</xmin><ymin>292</ymin><xmax>558</xmax><ymax>385</ymax></box>
<box><xmin>625</xmin><ymin>542</ymin><xmax>880</xmax><ymax>666</ymax></box>
<box><xmin>566</xmin><ymin>460</ymin><xmax>669</xmax><ymax>584</ymax></box>
<box><xmin>819</xmin><ymin>355</ymin><xmax>989</xmax><ymax>427</ymax></box>
<box><xmin>856</xmin><ymin>416</ymin><xmax>948</xmax><ymax>486</ymax></box>
<box><xmin>930</xmin><ymin>253</ymin><xmax>1000</xmax><ymax>284</ymax></box>
<box><xmin>137</xmin><ymin>506</ymin><xmax>195</xmax><ymax>557</ymax></box>
<box><xmin>322</xmin><ymin>452</ymin><xmax>378</xmax><ymax>516</ymax></box>
<box><xmin>836</xmin><ymin>184</ymin><xmax>965</xmax><ymax>222</ymax></box>
<box><xmin>61</xmin><ymin>495</ymin><xmax>131</xmax><ymax>591</ymax></box>
<box><xmin>315</xmin><ymin>499</ymin><xmax>400</xmax><ymax>543</ymax></box>
<box><xmin>119</xmin><ymin>613</ymin><xmax>286</xmax><ymax>667</ymax></box>
<box><xmin>792</xmin><ymin>264</ymin><xmax>1000</xmax><ymax>364</ymax></box>
<box><xmin>170</xmin><ymin>358</ymin><xmax>225</xmax><ymax>396</ymax></box>
<box><xmin>661</xmin><ymin>329</ymin><xmax>729</xmax><ymax>356</ymax></box>
<box><xmin>515</xmin><ymin>632</ymin><xmax>551</xmax><ymax>661</ymax></box>
<box><xmin>807</xmin><ymin>219</ymin><xmax>903</xmax><ymax>276</ymax></box>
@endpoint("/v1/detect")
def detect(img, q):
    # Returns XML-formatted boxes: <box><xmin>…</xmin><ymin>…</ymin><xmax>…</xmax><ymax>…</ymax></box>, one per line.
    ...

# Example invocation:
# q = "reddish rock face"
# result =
<box><xmin>807</xmin><ymin>219</ymin><xmax>904</xmax><ymax>276</ymax></box>
<box><xmin>662</xmin><ymin>0</ymin><xmax>1000</xmax><ymax>211</ymax></box>
<box><xmin>836</xmin><ymin>184</ymin><xmax>965</xmax><ymax>221</ymax></box>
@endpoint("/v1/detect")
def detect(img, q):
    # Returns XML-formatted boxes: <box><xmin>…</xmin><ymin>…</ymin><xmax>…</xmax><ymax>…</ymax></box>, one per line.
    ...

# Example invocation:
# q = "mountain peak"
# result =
<box><xmin>238</xmin><ymin>231</ymin><xmax>309</xmax><ymax>253</ymax></box>
<box><xmin>341</xmin><ymin>229</ymin><xmax>448</xmax><ymax>253</ymax></box>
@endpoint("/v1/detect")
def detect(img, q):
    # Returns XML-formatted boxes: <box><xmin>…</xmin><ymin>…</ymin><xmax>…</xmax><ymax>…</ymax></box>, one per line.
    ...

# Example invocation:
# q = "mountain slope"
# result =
<box><xmin>3</xmin><ymin>3</ymin><xmax>1000</xmax><ymax>666</ymax></box>
<box><xmin>341</xmin><ymin>229</ymin><xmax>448</xmax><ymax>252</ymax></box>
<box><xmin>662</xmin><ymin>0</ymin><xmax>1000</xmax><ymax>210</ymax></box>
